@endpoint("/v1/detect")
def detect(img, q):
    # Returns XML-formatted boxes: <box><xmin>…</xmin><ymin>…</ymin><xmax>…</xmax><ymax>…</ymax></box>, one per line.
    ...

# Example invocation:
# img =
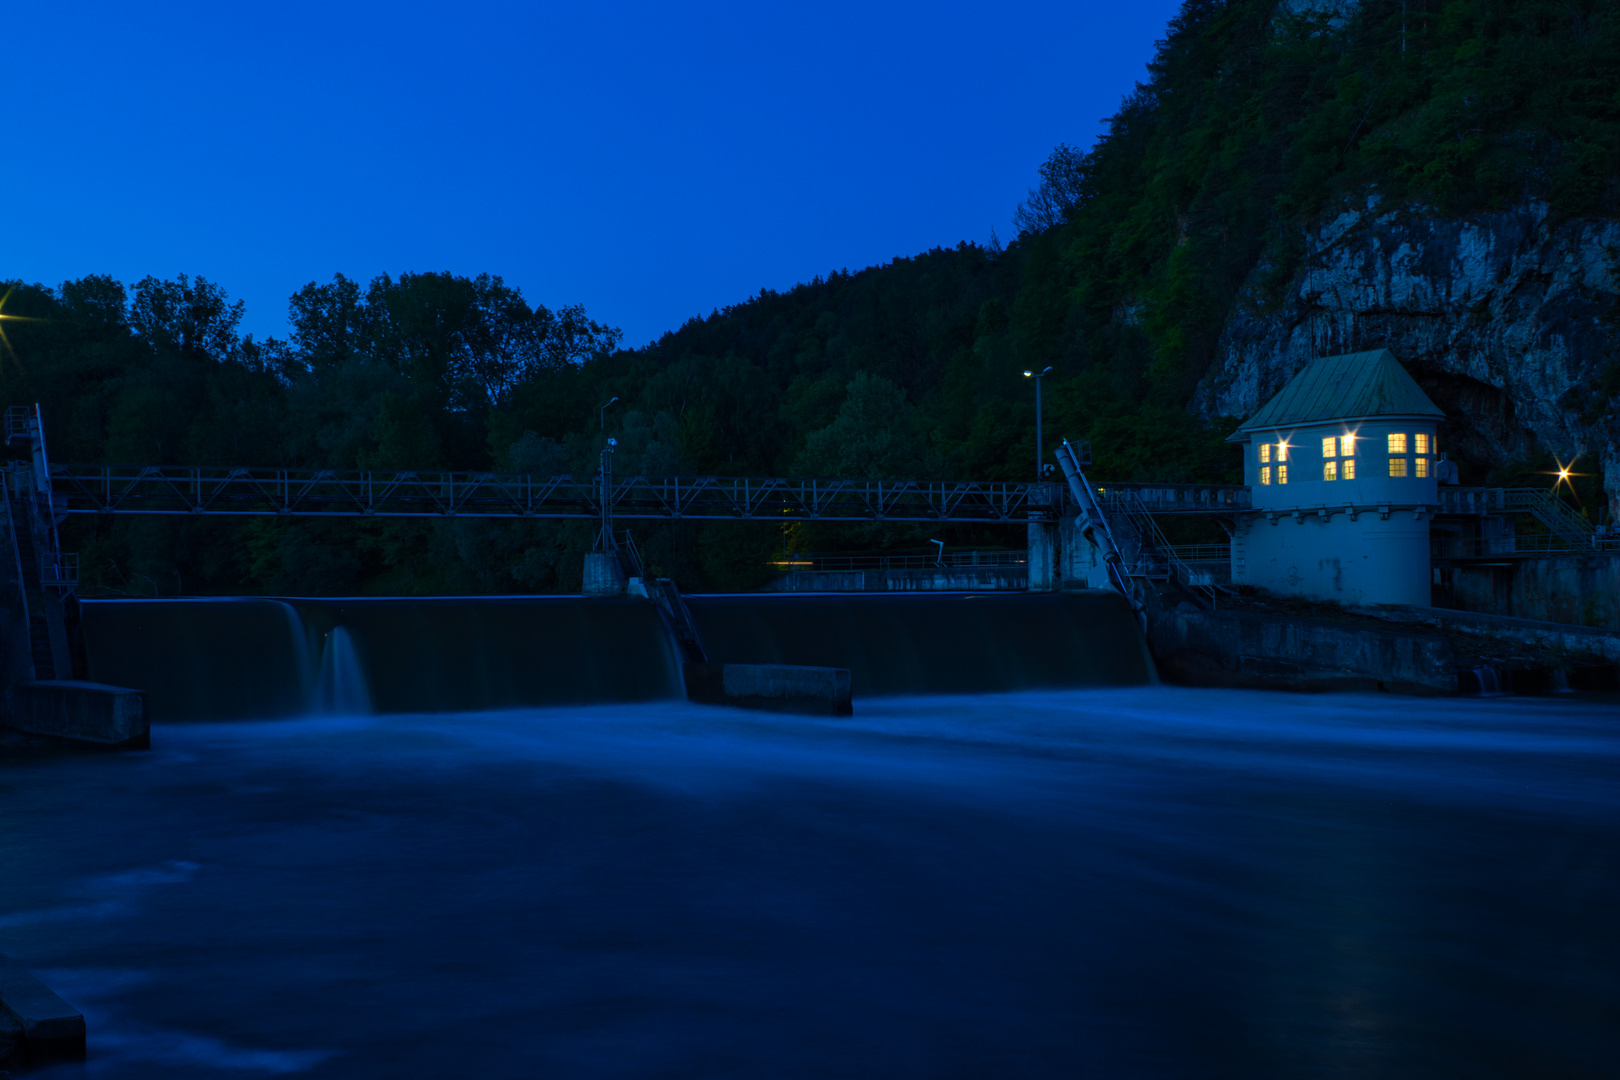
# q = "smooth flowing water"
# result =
<box><xmin>2</xmin><ymin>688</ymin><xmax>1615</xmax><ymax>1078</ymax></box>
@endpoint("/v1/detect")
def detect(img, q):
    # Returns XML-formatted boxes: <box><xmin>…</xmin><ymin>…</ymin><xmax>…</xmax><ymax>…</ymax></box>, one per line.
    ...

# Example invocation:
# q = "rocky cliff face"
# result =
<box><xmin>1197</xmin><ymin>198</ymin><xmax>1620</xmax><ymax>508</ymax></box>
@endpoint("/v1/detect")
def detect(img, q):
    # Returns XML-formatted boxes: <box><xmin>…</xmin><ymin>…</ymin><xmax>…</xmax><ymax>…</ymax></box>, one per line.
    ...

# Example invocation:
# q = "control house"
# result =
<box><xmin>1228</xmin><ymin>349</ymin><xmax>1449</xmax><ymax>607</ymax></box>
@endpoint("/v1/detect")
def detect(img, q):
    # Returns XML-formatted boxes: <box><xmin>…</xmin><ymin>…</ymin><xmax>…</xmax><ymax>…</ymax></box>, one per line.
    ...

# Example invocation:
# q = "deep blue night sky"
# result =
<box><xmin>5</xmin><ymin>1</ymin><xmax>1181</xmax><ymax>346</ymax></box>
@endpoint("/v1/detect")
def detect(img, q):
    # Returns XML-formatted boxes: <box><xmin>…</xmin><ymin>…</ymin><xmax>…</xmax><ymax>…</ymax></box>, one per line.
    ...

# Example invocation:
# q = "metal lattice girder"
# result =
<box><xmin>49</xmin><ymin>465</ymin><xmax>1060</xmax><ymax>523</ymax></box>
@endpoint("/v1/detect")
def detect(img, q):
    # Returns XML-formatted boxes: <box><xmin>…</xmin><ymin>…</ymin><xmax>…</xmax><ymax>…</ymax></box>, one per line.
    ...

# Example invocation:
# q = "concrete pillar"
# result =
<box><xmin>582</xmin><ymin>552</ymin><xmax>626</xmax><ymax>597</ymax></box>
<box><xmin>1027</xmin><ymin>514</ymin><xmax>1057</xmax><ymax>592</ymax></box>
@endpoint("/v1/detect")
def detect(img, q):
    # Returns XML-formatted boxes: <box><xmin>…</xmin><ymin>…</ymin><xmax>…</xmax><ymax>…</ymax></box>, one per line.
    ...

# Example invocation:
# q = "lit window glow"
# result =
<box><xmin>1340</xmin><ymin>435</ymin><xmax>1355</xmax><ymax>457</ymax></box>
<box><xmin>1415</xmin><ymin>432</ymin><xmax>1429</xmax><ymax>455</ymax></box>
<box><xmin>1321</xmin><ymin>437</ymin><xmax>1337</xmax><ymax>459</ymax></box>
<box><xmin>1388</xmin><ymin>433</ymin><xmax>1407</xmax><ymax>454</ymax></box>
<box><xmin>1324</xmin><ymin>460</ymin><xmax>1338</xmax><ymax>481</ymax></box>
<box><xmin>1277</xmin><ymin>464</ymin><xmax>1288</xmax><ymax>484</ymax></box>
<box><xmin>1343</xmin><ymin>459</ymin><xmax>1355</xmax><ymax>480</ymax></box>
<box><xmin>1259</xmin><ymin>465</ymin><xmax>1271</xmax><ymax>485</ymax></box>
<box><xmin>1415</xmin><ymin>457</ymin><xmax>1429</xmax><ymax>478</ymax></box>
<box><xmin>1389</xmin><ymin>457</ymin><xmax>1408</xmax><ymax>478</ymax></box>
<box><xmin>1277</xmin><ymin>441</ymin><xmax>1289</xmax><ymax>462</ymax></box>
<box><xmin>1258</xmin><ymin>442</ymin><xmax>1271</xmax><ymax>464</ymax></box>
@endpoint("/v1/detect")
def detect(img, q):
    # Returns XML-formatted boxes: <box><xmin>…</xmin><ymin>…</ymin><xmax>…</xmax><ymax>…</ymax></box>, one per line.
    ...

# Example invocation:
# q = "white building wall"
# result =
<box><xmin>1233</xmin><ymin>509</ymin><xmax>1432</xmax><ymax>607</ymax></box>
<box><xmin>1235</xmin><ymin>418</ymin><xmax>1441</xmax><ymax>607</ymax></box>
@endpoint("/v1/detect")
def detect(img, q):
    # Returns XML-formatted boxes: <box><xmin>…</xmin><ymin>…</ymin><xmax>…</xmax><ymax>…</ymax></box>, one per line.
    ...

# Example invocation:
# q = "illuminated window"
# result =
<box><xmin>1340</xmin><ymin>435</ymin><xmax>1355</xmax><ymax>457</ymax></box>
<box><xmin>1414</xmin><ymin>432</ymin><xmax>1429</xmax><ymax>455</ymax></box>
<box><xmin>1277</xmin><ymin>441</ymin><xmax>1289</xmax><ymax>462</ymax></box>
<box><xmin>1258</xmin><ymin>442</ymin><xmax>1271</xmax><ymax>464</ymax></box>
<box><xmin>1415</xmin><ymin>457</ymin><xmax>1429</xmax><ymax>478</ymax></box>
<box><xmin>1324</xmin><ymin>460</ymin><xmax>1338</xmax><ymax>481</ymax></box>
<box><xmin>1389</xmin><ymin>457</ymin><xmax>1408</xmax><ymax>478</ymax></box>
<box><xmin>1277</xmin><ymin>464</ymin><xmax>1288</xmax><ymax>484</ymax></box>
<box><xmin>1343</xmin><ymin>459</ymin><xmax>1355</xmax><ymax>480</ymax></box>
<box><xmin>1259</xmin><ymin>466</ymin><xmax>1271</xmax><ymax>485</ymax></box>
<box><xmin>1388</xmin><ymin>433</ymin><xmax>1407</xmax><ymax>454</ymax></box>
<box><xmin>1322</xmin><ymin>437</ymin><xmax>1337</xmax><ymax>459</ymax></box>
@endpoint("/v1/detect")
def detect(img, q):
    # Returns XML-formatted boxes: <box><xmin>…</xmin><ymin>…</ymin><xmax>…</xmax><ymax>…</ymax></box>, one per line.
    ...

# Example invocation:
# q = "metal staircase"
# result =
<box><xmin>1500</xmin><ymin>489</ymin><xmax>1594</xmax><ymax>544</ymax></box>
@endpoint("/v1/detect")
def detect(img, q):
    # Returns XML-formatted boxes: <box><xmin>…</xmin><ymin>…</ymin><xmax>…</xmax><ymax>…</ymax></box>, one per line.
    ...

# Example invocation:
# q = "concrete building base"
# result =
<box><xmin>3</xmin><ymin>681</ymin><xmax>147</xmax><ymax>748</ymax></box>
<box><xmin>685</xmin><ymin>663</ymin><xmax>853</xmax><ymax>716</ymax></box>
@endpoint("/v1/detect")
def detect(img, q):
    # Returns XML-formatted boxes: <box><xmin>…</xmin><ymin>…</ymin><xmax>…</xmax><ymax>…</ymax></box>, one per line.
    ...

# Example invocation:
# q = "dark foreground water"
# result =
<box><xmin>2</xmin><ymin>689</ymin><xmax>1616</xmax><ymax>1078</ymax></box>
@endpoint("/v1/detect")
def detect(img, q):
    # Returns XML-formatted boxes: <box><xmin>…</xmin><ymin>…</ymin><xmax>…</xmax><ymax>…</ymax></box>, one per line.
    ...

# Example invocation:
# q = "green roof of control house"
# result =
<box><xmin>1231</xmin><ymin>349</ymin><xmax>1444</xmax><ymax>439</ymax></box>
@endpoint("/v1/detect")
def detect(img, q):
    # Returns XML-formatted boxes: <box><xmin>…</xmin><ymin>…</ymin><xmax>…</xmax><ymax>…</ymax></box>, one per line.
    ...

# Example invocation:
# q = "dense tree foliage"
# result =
<box><xmin>3</xmin><ymin>0</ymin><xmax>1614</xmax><ymax>594</ymax></box>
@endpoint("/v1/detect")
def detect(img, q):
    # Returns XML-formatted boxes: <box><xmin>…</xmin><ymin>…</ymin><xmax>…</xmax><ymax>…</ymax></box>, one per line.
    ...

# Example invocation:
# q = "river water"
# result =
<box><xmin>2</xmin><ymin>687</ymin><xmax>1616</xmax><ymax>1077</ymax></box>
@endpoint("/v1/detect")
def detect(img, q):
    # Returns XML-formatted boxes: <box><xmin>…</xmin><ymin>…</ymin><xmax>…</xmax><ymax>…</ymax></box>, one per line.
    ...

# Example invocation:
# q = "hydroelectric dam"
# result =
<box><xmin>3</xmin><ymin>418</ymin><xmax>1616</xmax><ymax>1077</ymax></box>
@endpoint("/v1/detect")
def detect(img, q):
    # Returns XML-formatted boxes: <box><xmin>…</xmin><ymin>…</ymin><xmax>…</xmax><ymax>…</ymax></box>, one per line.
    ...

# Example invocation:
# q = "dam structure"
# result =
<box><xmin>3</xmin><ymin>387</ymin><xmax>1616</xmax><ymax>734</ymax></box>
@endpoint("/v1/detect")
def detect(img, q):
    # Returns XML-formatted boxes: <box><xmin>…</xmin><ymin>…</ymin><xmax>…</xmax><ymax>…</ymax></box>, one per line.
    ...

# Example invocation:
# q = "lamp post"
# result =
<box><xmin>1023</xmin><ymin>366</ymin><xmax>1053</xmax><ymax>480</ymax></box>
<box><xmin>600</xmin><ymin>396</ymin><xmax>619</xmax><ymax>431</ymax></box>
<box><xmin>599</xmin><ymin>437</ymin><xmax>617</xmax><ymax>551</ymax></box>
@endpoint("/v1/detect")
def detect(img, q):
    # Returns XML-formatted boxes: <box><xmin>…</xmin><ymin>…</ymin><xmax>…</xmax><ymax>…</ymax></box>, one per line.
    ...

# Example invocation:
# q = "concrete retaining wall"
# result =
<box><xmin>4</xmin><ymin>680</ymin><xmax>148</xmax><ymax>747</ymax></box>
<box><xmin>685</xmin><ymin>663</ymin><xmax>852</xmax><ymax>716</ymax></box>
<box><xmin>1439</xmin><ymin>553</ymin><xmax>1620</xmax><ymax>630</ymax></box>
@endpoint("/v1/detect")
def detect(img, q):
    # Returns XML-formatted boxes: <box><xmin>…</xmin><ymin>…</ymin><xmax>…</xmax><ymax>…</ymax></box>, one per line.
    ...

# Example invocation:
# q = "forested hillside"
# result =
<box><xmin>3</xmin><ymin>0</ymin><xmax>1615</xmax><ymax>595</ymax></box>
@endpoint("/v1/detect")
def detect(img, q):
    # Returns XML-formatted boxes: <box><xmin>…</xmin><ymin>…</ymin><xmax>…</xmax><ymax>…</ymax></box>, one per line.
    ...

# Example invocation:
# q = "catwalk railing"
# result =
<box><xmin>46</xmin><ymin>465</ymin><xmax>1260</xmax><ymax>523</ymax></box>
<box><xmin>49</xmin><ymin>466</ymin><xmax>1053</xmax><ymax>523</ymax></box>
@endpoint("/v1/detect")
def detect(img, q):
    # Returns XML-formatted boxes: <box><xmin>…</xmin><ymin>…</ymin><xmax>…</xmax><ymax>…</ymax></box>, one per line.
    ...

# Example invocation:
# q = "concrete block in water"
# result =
<box><xmin>685</xmin><ymin>663</ymin><xmax>853</xmax><ymax>716</ymax></box>
<box><xmin>0</xmin><ymin>953</ymin><xmax>85</xmax><ymax>1063</ymax></box>
<box><xmin>4</xmin><ymin>680</ymin><xmax>148</xmax><ymax>747</ymax></box>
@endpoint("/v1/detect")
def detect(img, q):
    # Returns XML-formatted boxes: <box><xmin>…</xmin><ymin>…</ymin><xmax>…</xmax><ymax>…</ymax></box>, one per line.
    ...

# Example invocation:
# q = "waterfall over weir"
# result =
<box><xmin>77</xmin><ymin>591</ymin><xmax>1153</xmax><ymax>721</ymax></box>
<box><xmin>315</xmin><ymin>627</ymin><xmax>373</xmax><ymax>715</ymax></box>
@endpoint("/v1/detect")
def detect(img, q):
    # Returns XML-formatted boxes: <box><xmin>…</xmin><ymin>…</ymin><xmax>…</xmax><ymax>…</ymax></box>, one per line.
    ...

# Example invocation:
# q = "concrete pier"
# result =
<box><xmin>685</xmin><ymin>663</ymin><xmax>853</xmax><ymax>716</ymax></box>
<box><xmin>3</xmin><ymin>680</ymin><xmax>148</xmax><ymax>747</ymax></box>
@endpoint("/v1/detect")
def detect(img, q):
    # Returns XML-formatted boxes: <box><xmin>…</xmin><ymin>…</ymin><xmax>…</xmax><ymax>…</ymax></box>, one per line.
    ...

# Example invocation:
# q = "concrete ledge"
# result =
<box><xmin>0</xmin><ymin>953</ymin><xmax>85</xmax><ymax>1064</ymax></box>
<box><xmin>4</xmin><ymin>681</ymin><xmax>148</xmax><ymax>748</ymax></box>
<box><xmin>685</xmin><ymin>663</ymin><xmax>853</xmax><ymax>716</ymax></box>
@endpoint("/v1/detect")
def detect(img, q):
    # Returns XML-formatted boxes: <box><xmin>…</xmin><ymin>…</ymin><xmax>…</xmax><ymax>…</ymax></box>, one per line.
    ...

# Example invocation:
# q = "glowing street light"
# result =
<box><xmin>1024</xmin><ymin>366</ymin><xmax>1053</xmax><ymax>480</ymax></box>
<box><xmin>0</xmin><ymin>287</ymin><xmax>37</xmax><ymax>365</ymax></box>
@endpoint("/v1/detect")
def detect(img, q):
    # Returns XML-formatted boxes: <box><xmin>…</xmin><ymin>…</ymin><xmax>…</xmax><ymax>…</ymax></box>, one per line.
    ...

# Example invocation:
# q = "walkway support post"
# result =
<box><xmin>1026</xmin><ymin>483</ymin><xmax>1060</xmax><ymax>592</ymax></box>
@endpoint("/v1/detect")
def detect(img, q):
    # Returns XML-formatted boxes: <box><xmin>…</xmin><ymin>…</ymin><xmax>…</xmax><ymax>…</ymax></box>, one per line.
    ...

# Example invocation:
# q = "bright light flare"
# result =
<box><xmin>0</xmin><ymin>286</ymin><xmax>40</xmax><ymax>369</ymax></box>
<box><xmin>1545</xmin><ymin>455</ymin><xmax>1584</xmax><ymax>497</ymax></box>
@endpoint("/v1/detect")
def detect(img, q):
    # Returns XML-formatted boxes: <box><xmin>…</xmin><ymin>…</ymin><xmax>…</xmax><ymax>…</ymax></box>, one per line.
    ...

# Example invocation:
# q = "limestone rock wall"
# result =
<box><xmin>1196</xmin><ymin>199</ymin><xmax>1620</xmax><ymax>508</ymax></box>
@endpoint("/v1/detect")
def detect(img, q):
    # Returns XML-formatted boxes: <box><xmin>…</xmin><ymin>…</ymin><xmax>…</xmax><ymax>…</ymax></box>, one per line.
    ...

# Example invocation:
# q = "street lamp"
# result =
<box><xmin>1023</xmin><ymin>367</ymin><xmax>1053</xmax><ymax>480</ymax></box>
<box><xmin>600</xmin><ymin>396</ymin><xmax>619</xmax><ymax>431</ymax></box>
<box><xmin>599</xmin><ymin>437</ymin><xmax>618</xmax><ymax>551</ymax></box>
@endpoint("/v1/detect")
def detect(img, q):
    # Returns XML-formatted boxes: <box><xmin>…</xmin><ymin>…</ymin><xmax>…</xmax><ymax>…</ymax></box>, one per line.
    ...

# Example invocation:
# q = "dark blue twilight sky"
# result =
<box><xmin>4</xmin><ymin>1</ymin><xmax>1182</xmax><ymax>347</ymax></box>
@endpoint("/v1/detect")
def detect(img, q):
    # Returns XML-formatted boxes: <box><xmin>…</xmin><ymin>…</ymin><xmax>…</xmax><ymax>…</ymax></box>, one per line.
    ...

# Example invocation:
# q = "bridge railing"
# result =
<box><xmin>47</xmin><ymin>465</ymin><xmax>1053</xmax><ymax>523</ymax></box>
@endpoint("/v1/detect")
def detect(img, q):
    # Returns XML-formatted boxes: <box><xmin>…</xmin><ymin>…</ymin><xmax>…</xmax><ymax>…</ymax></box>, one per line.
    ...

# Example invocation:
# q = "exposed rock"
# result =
<box><xmin>1197</xmin><ymin>198</ymin><xmax>1620</xmax><ymax>506</ymax></box>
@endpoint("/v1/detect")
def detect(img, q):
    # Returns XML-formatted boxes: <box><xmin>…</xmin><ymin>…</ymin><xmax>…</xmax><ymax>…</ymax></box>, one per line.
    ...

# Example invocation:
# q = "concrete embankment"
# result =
<box><xmin>1151</xmin><ymin>606</ymin><xmax>1459</xmax><ymax>694</ymax></box>
<box><xmin>1149</xmin><ymin>597</ymin><xmax>1620</xmax><ymax>695</ymax></box>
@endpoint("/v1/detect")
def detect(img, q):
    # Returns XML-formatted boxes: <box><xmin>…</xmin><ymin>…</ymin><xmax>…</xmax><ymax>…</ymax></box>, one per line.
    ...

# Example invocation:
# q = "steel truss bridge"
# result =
<box><xmin>44</xmin><ymin>464</ymin><xmax>1252</xmax><ymax>523</ymax></box>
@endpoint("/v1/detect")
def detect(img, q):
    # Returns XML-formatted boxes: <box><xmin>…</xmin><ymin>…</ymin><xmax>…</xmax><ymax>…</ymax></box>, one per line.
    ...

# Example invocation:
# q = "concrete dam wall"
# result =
<box><xmin>76</xmin><ymin>591</ymin><xmax>1155</xmax><ymax>722</ymax></box>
